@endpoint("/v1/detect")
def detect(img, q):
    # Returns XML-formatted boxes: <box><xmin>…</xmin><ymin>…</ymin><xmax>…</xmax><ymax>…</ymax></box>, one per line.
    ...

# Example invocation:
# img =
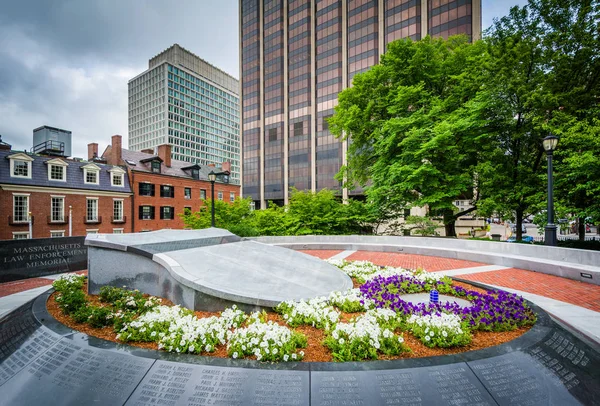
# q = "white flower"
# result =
<box><xmin>189</xmin><ymin>345</ymin><xmax>195</xmax><ymax>353</ymax></box>
<box><xmin>292</xmin><ymin>354</ymin><xmax>297</xmax><ymax>360</ymax></box>
<box><xmin>442</xmin><ymin>331</ymin><xmax>448</xmax><ymax>338</ymax></box>
<box><xmin>425</xmin><ymin>336</ymin><xmax>430</xmax><ymax>341</ymax></box>
<box><xmin>232</xmin><ymin>352</ymin><xmax>238</xmax><ymax>359</ymax></box>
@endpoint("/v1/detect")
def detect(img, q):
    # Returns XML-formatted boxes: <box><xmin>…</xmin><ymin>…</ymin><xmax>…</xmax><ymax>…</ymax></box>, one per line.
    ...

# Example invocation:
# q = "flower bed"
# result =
<box><xmin>49</xmin><ymin>260</ymin><xmax>536</xmax><ymax>363</ymax></box>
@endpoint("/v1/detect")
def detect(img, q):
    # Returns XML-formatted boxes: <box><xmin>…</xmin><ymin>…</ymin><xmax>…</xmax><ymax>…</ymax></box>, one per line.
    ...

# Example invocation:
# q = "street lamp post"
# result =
<box><xmin>543</xmin><ymin>134</ymin><xmax>559</xmax><ymax>246</ymax></box>
<box><xmin>208</xmin><ymin>171</ymin><xmax>217</xmax><ymax>227</ymax></box>
<box><xmin>207</xmin><ymin>170</ymin><xmax>230</xmax><ymax>228</ymax></box>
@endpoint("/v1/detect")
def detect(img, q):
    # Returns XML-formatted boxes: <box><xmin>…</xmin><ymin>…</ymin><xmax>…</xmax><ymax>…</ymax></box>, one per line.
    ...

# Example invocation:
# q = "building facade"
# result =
<box><xmin>0</xmin><ymin>148</ymin><xmax>133</xmax><ymax>240</ymax></box>
<box><xmin>101</xmin><ymin>135</ymin><xmax>239</xmax><ymax>233</ymax></box>
<box><xmin>240</xmin><ymin>0</ymin><xmax>482</xmax><ymax>208</ymax></box>
<box><xmin>128</xmin><ymin>44</ymin><xmax>242</xmax><ymax>185</ymax></box>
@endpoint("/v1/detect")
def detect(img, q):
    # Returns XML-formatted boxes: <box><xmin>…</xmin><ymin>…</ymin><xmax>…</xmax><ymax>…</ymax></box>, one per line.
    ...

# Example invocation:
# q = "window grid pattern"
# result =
<box><xmin>13</xmin><ymin>196</ymin><xmax>28</xmax><ymax>222</ymax></box>
<box><xmin>86</xmin><ymin>199</ymin><xmax>98</xmax><ymax>221</ymax></box>
<box><xmin>13</xmin><ymin>160</ymin><xmax>28</xmax><ymax>177</ymax></box>
<box><xmin>113</xmin><ymin>200</ymin><xmax>123</xmax><ymax>221</ymax></box>
<box><xmin>50</xmin><ymin>165</ymin><xmax>64</xmax><ymax>181</ymax></box>
<box><xmin>385</xmin><ymin>0</ymin><xmax>421</xmax><ymax>44</ymax></box>
<box><xmin>86</xmin><ymin>171</ymin><xmax>98</xmax><ymax>184</ymax></box>
<box><xmin>429</xmin><ymin>0</ymin><xmax>472</xmax><ymax>40</ymax></box>
<box><xmin>51</xmin><ymin>197</ymin><xmax>64</xmax><ymax>222</ymax></box>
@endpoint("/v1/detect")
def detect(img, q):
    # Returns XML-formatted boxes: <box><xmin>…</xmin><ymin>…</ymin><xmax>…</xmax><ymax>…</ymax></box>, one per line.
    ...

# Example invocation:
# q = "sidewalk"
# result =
<box><xmin>0</xmin><ymin>271</ymin><xmax>87</xmax><ymax>319</ymax></box>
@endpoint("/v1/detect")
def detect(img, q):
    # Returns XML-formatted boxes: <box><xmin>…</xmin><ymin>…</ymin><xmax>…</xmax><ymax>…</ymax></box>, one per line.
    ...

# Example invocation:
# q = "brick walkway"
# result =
<box><xmin>298</xmin><ymin>249</ymin><xmax>343</xmax><ymax>260</ymax></box>
<box><xmin>459</xmin><ymin>268</ymin><xmax>600</xmax><ymax>313</ymax></box>
<box><xmin>0</xmin><ymin>271</ymin><xmax>87</xmax><ymax>298</ymax></box>
<box><xmin>345</xmin><ymin>251</ymin><xmax>486</xmax><ymax>272</ymax></box>
<box><xmin>0</xmin><ymin>278</ymin><xmax>54</xmax><ymax>298</ymax></box>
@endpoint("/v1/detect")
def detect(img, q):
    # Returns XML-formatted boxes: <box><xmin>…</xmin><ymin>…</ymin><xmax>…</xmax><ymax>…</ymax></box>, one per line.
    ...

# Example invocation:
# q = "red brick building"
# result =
<box><xmin>0</xmin><ymin>142</ymin><xmax>133</xmax><ymax>240</ymax></box>
<box><xmin>100</xmin><ymin>135</ymin><xmax>239</xmax><ymax>232</ymax></box>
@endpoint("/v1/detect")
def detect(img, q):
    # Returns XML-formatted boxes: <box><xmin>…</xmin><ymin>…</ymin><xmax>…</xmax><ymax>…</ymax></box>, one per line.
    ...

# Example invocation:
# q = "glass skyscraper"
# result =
<box><xmin>129</xmin><ymin>44</ymin><xmax>241</xmax><ymax>185</ymax></box>
<box><xmin>240</xmin><ymin>0</ymin><xmax>482</xmax><ymax>207</ymax></box>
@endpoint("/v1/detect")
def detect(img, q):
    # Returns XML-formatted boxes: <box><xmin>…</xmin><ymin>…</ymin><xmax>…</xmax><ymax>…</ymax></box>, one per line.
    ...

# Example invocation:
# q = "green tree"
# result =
<box><xmin>329</xmin><ymin>36</ymin><xmax>488</xmax><ymax>236</ymax></box>
<box><xmin>471</xmin><ymin>5</ymin><xmax>549</xmax><ymax>241</ymax></box>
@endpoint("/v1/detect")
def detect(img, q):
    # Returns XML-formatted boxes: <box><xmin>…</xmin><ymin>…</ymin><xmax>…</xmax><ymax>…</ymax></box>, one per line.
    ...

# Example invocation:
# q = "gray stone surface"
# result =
<box><xmin>88</xmin><ymin>247</ymin><xmax>196</xmax><ymax>310</ymax></box>
<box><xmin>253</xmin><ymin>235</ymin><xmax>600</xmax><ymax>285</ymax></box>
<box><xmin>125</xmin><ymin>360</ymin><xmax>309</xmax><ymax>406</ymax></box>
<box><xmin>162</xmin><ymin>241</ymin><xmax>353</xmax><ymax>307</ymax></box>
<box><xmin>85</xmin><ymin>228</ymin><xmax>239</xmax><ymax>252</ymax></box>
<box><xmin>87</xmin><ymin>229</ymin><xmax>353</xmax><ymax>311</ymax></box>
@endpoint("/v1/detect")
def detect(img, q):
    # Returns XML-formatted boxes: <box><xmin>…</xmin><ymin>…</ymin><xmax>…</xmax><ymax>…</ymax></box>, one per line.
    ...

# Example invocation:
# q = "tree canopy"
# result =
<box><xmin>329</xmin><ymin>0</ymin><xmax>600</xmax><ymax>240</ymax></box>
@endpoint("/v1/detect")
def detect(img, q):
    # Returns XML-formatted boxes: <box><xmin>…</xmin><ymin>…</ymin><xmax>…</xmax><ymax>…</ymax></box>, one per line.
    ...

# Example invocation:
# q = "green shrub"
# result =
<box><xmin>56</xmin><ymin>289</ymin><xmax>87</xmax><ymax>315</ymax></box>
<box><xmin>99</xmin><ymin>286</ymin><xmax>128</xmax><ymax>303</ymax></box>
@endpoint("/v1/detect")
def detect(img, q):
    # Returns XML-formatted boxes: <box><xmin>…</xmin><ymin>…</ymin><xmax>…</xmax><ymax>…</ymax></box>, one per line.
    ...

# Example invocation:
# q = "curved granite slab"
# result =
<box><xmin>85</xmin><ymin>229</ymin><xmax>352</xmax><ymax>312</ymax></box>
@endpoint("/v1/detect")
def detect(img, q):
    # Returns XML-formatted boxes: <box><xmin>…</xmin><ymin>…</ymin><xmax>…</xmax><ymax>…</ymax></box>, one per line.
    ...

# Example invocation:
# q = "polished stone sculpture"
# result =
<box><xmin>85</xmin><ymin>228</ymin><xmax>353</xmax><ymax>312</ymax></box>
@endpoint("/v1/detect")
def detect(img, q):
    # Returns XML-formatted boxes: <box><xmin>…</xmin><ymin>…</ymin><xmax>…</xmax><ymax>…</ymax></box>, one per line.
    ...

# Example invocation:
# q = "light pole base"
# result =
<box><xmin>545</xmin><ymin>224</ymin><xmax>558</xmax><ymax>246</ymax></box>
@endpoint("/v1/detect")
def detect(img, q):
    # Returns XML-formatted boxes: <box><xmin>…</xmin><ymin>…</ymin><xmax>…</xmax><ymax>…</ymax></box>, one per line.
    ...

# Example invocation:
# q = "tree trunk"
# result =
<box><xmin>515</xmin><ymin>208</ymin><xmax>524</xmax><ymax>241</ymax></box>
<box><xmin>443</xmin><ymin>210</ymin><xmax>456</xmax><ymax>237</ymax></box>
<box><xmin>578</xmin><ymin>217</ymin><xmax>586</xmax><ymax>241</ymax></box>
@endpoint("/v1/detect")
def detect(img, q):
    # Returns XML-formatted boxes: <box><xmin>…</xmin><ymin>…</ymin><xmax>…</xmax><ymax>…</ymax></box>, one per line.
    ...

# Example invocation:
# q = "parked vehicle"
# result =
<box><xmin>507</xmin><ymin>236</ymin><xmax>534</xmax><ymax>243</ymax></box>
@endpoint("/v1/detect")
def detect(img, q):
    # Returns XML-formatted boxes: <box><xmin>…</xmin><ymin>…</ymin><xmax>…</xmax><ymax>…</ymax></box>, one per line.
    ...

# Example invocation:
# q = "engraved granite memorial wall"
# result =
<box><xmin>0</xmin><ymin>236</ymin><xmax>87</xmax><ymax>282</ymax></box>
<box><xmin>0</xmin><ymin>292</ymin><xmax>598</xmax><ymax>405</ymax></box>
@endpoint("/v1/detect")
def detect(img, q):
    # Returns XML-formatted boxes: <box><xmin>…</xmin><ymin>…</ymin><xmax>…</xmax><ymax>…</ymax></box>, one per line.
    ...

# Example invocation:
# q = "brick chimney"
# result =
<box><xmin>141</xmin><ymin>148</ymin><xmax>154</xmax><ymax>154</ymax></box>
<box><xmin>208</xmin><ymin>163</ymin><xmax>216</xmax><ymax>168</ymax></box>
<box><xmin>110</xmin><ymin>135</ymin><xmax>122</xmax><ymax>165</ymax></box>
<box><xmin>157</xmin><ymin>144</ymin><xmax>172</xmax><ymax>167</ymax></box>
<box><xmin>221</xmin><ymin>161</ymin><xmax>231</xmax><ymax>174</ymax></box>
<box><xmin>87</xmin><ymin>143</ymin><xmax>98</xmax><ymax>160</ymax></box>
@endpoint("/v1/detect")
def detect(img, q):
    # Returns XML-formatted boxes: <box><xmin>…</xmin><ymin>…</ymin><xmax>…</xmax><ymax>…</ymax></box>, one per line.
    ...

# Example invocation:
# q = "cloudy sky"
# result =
<box><xmin>0</xmin><ymin>0</ymin><xmax>527</xmax><ymax>157</ymax></box>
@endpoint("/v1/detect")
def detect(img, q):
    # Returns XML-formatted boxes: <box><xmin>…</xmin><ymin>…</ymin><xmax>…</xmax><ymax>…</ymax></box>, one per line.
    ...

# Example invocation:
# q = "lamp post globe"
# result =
<box><xmin>543</xmin><ymin>134</ymin><xmax>559</xmax><ymax>246</ymax></box>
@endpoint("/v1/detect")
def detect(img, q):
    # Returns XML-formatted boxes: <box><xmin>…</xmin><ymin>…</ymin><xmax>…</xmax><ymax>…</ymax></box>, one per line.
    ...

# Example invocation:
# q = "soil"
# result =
<box><xmin>46</xmin><ymin>280</ymin><xmax>531</xmax><ymax>363</ymax></box>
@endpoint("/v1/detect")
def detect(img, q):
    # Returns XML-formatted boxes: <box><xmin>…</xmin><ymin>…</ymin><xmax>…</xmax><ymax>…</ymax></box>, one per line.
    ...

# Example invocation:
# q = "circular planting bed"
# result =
<box><xmin>47</xmin><ymin>260</ymin><xmax>536</xmax><ymax>363</ymax></box>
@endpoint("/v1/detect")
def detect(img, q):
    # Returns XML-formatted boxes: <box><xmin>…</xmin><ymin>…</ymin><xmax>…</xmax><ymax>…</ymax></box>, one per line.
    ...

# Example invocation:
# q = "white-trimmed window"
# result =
<box><xmin>82</xmin><ymin>163</ymin><xmax>101</xmax><ymax>185</ymax></box>
<box><xmin>50</xmin><ymin>230</ymin><xmax>65</xmax><ymax>238</ymax></box>
<box><xmin>113</xmin><ymin>228</ymin><xmax>124</xmax><ymax>234</ymax></box>
<box><xmin>86</xmin><ymin>229</ymin><xmax>98</xmax><ymax>235</ymax></box>
<box><xmin>8</xmin><ymin>153</ymin><xmax>34</xmax><ymax>179</ymax></box>
<box><xmin>12</xmin><ymin>232</ymin><xmax>30</xmax><ymax>240</ymax></box>
<box><xmin>217</xmin><ymin>191</ymin><xmax>223</xmax><ymax>201</ymax></box>
<box><xmin>46</xmin><ymin>158</ymin><xmax>68</xmax><ymax>182</ymax></box>
<box><xmin>13</xmin><ymin>194</ymin><xmax>29</xmax><ymax>223</ymax></box>
<box><xmin>109</xmin><ymin>167</ymin><xmax>126</xmax><ymax>187</ymax></box>
<box><xmin>200</xmin><ymin>189</ymin><xmax>206</xmax><ymax>200</ymax></box>
<box><xmin>113</xmin><ymin>199</ymin><xmax>124</xmax><ymax>222</ymax></box>
<box><xmin>86</xmin><ymin>198</ymin><xmax>99</xmax><ymax>222</ymax></box>
<box><xmin>51</xmin><ymin>196</ymin><xmax>65</xmax><ymax>222</ymax></box>
<box><xmin>230</xmin><ymin>192</ymin><xmax>235</xmax><ymax>202</ymax></box>
<box><xmin>184</xmin><ymin>187</ymin><xmax>191</xmax><ymax>199</ymax></box>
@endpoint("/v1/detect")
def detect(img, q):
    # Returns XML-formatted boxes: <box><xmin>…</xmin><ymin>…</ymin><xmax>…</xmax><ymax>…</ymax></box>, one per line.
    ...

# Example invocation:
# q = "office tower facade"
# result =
<box><xmin>129</xmin><ymin>44</ymin><xmax>241</xmax><ymax>185</ymax></box>
<box><xmin>240</xmin><ymin>0</ymin><xmax>482</xmax><ymax>208</ymax></box>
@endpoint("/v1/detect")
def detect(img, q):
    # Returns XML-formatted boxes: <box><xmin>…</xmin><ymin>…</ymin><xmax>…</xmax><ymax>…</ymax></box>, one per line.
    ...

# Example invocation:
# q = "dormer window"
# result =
<box><xmin>8</xmin><ymin>153</ymin><xmax>34</xmax><ymax>179</ymax></box>
<box><xmin>109</xmin><ymin>167</ymin><xmax>126</xmax><ymax>187</ymax></box>
<box><xmin>181</xmin><ymin>164</ymin><xmax>201</xmax><ymax>180</ymax></box>
<box><xmin>82</xmin><ymin>163</ymin><xmax>101</xmax><ymax>185</ymax></box>
<box><xmin>151</xmin><ymin>160</ymin><xmax>161</xmax><ymax>173</ymax></box>
<box><xmin>46</xmin><ymin>158</ymin><xmax>68</xmax><ymax>182</ymax></box>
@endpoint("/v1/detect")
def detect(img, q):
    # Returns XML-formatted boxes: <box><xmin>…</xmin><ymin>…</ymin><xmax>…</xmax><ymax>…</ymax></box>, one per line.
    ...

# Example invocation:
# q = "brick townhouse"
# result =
<box><xmin>99</xmin><ymin>135</ymin><xmax>239</xmax><ymax>232</ymax></box>
<box><xmin>0</xmin><ymin>141</ymin><xmax>133</xmax><ymax>240</ymax></box>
